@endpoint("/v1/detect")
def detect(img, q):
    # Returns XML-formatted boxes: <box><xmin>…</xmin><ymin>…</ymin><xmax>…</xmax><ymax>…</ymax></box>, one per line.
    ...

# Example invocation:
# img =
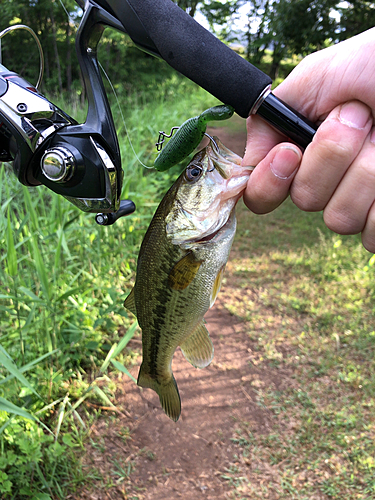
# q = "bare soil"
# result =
<box><xmin>78</xmin><ymin>122</ymin><xmax>298</xmax><ymax>500</ymax></box>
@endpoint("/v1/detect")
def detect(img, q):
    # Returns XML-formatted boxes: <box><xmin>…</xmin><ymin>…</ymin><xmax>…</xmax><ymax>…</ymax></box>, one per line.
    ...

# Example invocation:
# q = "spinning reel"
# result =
<box><xmin>0</xmin><ymin>0</ymin><xmax>317</xmax><ymax>226</ymax></box>
<box><xmin>0</xmin><ymin>3</ymin><xmax>135</xmax><ymax>224</ymax></box>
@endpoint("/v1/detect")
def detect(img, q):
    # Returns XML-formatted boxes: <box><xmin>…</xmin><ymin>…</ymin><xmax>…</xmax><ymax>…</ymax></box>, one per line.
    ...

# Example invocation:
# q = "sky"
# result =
<box><xmin>195</xmin><ymin>2</ymin><xmax>342</xmax><ymax>34</ymax></box>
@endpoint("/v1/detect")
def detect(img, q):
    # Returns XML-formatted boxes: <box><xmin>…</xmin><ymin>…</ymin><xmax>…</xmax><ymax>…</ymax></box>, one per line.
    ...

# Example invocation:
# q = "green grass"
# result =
<box><xmin>220</xmin><ymin>200</ymin><xmax>375</xmax><ymax>499</ymax></box>
<box><xmin>0</xmin><ymin>80</ymin><xmax>218</xmax><ymax>499</ymax></box>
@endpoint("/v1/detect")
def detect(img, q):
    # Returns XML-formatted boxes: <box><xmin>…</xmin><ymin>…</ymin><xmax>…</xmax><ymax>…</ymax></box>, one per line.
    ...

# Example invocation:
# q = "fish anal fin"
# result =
<box><xmin>124</xmin><ymin>287</ymin><xmax>137</xmax><ymax>316</ymax></box>
<box><xmin>138</xmin><ymin>364</ymin><xmax>181</xmax><ymax>422</ymax></box>
<box><xmin>180</xmin><ymin>321</ymin><xmax>214</xmax><ymax>369</ymax></box>
<box><xmin>210</xmin><ymin>265</ymin><xmax>226</xmax><ymax>308</ymax></box>
<box><xmin>168</xmin><ymin>251</ymin><xmax>202</xmax><ymax>291</ymax></box>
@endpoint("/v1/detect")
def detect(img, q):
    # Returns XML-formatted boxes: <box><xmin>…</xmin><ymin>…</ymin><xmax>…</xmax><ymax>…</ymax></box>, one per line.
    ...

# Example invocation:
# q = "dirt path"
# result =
<box><xmin>79</xmin><ymin>121</ymin><xmax>299</xmax><ymax>500</ymax></box>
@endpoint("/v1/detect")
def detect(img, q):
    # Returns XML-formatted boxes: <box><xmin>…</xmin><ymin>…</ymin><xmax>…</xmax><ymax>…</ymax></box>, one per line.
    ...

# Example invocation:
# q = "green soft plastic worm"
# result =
<box><xmin>154</xmin><ymin>104</ymin><xmax>234</xmax><ymax>171</ymax></box>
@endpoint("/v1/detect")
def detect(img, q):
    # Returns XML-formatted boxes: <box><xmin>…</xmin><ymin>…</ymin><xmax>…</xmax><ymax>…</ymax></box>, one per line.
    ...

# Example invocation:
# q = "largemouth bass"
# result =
<box><xmin>124</xmin><ymin>138</ymin><xmax>252</xmax><ymax>421</ymax></box>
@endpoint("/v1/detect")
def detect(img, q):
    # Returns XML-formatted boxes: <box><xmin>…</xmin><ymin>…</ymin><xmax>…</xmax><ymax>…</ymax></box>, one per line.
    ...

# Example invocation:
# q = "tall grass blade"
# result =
<box><xmin>0</xmin><ymin>350</ymin><xmax>41</xmax><ymax>399</ymax></box>
<box><xmin>67</xmin><ymin>402</ymin><xmax>86</xmax><ymax>429</ymax></box>
<box><xmin>92</xmin><ymin>385</ymin><xmax>116</xmax><ymax>407</ymax></box>
<box><xmin>0</xmin><ymin>414</ymin><xmax>15</xmax><ymax>434</ymax></box>
<box><xmin>0</xmin><ymin>396</ymin><xmax>37</xmax><ymax>421</ymax></box>
<box><xmin>111</xmin><ymin>359</ymin><xmax>137</xmax><ymax>383</ymax></box>
<box><xmin>31</xmin><ymin>235</ymin><xmax>51</xmax><ymax>300</ymax></box>
<box><xmin>22</xmin><ymin>185</ymin><xmax>39</xmax><ymax>231</ymax></box>
<box><xmin>18</xmin><ymin>286</ymin><xmax>44</xmax><ymax>303</ymax></box>
<box><xmin>112</xmin><ymin>321</ymin><xmax>138</xmax><ymax>359</ymax></box>
<box><xmin>0</xmin><ymin>396</ymin><xmax>53</xmax><ymax>435</ymax></box>
<box><xmin>100</xmin><ymin>321</ymin><xmax>138</xmax><ymax>373</ymax></box>
<box><xmin>54</xmin><ymin>226</ymin><xmax>65</xmax><ymax>272</ymax></box>
<box><xmin>55</xmin><ymin>394</ymin><xmax>69</xmax><ymax>442</ymax></box>
<box><xmin>56</xmin><ymin>287</ymin><xmax>82</xmax><ymax>302</ymax></box>
<box><xmin>0</xmin><ymin>349</ymin><xmax>58</xmax><ymax>385</ymax></box>
<box><xmin>99</xmin><ymin>343</ymin><xmax>117</xmax><ymax>373</ymax></box>
<box><xmin>34</xmin><ymin>462</ymin><xmax>53</xmax><ymax>498</ymax></box>
<box><xmin>34</xmin><ymin>397</ymin><xmax>65</xmax><ymax>415</ymax></box>
<box><xmin>6</xmin><ymin>207</ymin><xmax>17</xmax><ymax>277</ymax></box>
<box><xmin>65</xmin><ymin>387</ymin><xmax>94</xmax><ymax>417</ymax></box>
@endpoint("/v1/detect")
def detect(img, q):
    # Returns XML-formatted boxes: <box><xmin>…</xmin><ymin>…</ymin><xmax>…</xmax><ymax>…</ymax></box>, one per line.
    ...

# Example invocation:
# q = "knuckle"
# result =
<box><xmin>290</xmin><ymin>184</ymin><xmax>326</xmax><ymax>212</ymax></box>
<box><xmin>249</xmin><ymin>184</ymin><xmax>278</xmax><ymax>212</ymax></box>
<box><xmin>362</xmin><ymin>234</ymin><xmax>375</xmax><ymax>253</ymax></box>
<box><xmin>357</xmin><ymin>155</ymin><xmax>375</xmax><ymax>182</ymax></box>
<box><xmin>362</xmin><ymin>202</ymin><xmax>375</xmax><ymax>253</ymax></box>
<box><xmin>323</xmin><ymin>207</ymin><xmax>363</xmax><ymax>235</ymax></box>
<box><xmin>318</xmin><ymin>135</ymin><xmax>357</xmax><ymax>163</ymax></box>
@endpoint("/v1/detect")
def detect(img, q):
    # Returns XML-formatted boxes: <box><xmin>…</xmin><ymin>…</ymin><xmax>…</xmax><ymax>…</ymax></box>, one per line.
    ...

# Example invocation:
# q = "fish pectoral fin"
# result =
<box><xmin>124</xmin><ymin>287</ymin><xmax>137</xmax><ymax>316</ymax></box>
<box><xmin>180</xmin><ymin>321</ymin><xmax>214</xmax><ymax>369</ymax></box>
<box><xmin>168</xmin><ymin>251</ymin><xmax>202</xmax><ymax>291</ymax></box>
<box><xmin>210</xmin><ymin>264</ymin><xmax>226</xmax><ymax>308</ymax></box>
<box><xmin>138</xmin><ymin>365</ymin><xmax>181</xmax><ymax>422</ymax></box>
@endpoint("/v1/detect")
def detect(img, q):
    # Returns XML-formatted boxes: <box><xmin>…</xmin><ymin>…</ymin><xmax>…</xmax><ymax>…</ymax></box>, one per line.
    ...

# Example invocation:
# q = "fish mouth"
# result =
<box><xmin>193</xmin><ymin>210</ymin><xmax>235</xmax><ymax>244</ymax></box>
<box><xmin>195</xmin><ymin>228</ymin><xmax>221</xmax><ymax>243</ymax></box>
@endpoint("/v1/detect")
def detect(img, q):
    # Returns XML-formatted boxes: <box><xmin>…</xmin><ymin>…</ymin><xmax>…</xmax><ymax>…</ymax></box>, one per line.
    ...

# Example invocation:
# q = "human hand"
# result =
<box><xmin>242</xmin><ymin>28</ymin><xmax>375</xmax><ymax>252</ymax></box>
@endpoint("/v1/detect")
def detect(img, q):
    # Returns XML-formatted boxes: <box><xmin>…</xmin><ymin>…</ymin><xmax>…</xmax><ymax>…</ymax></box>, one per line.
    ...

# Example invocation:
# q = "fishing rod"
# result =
<box><xmin>0</xmin><ymin>0</ymin><xmax>317</xmax><ymax>226</ymax></box>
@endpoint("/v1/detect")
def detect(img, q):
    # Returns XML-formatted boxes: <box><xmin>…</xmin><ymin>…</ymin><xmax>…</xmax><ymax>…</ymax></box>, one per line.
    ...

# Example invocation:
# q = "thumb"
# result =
<box><xmin>242</xmin><ymin>114</ymin><xmax>286</xmax><ymax>166</ymax></box>
<box><xmin>243</xmin><ymin>139</ymin><xmax>302</xmax><ymax>214</ymax></box>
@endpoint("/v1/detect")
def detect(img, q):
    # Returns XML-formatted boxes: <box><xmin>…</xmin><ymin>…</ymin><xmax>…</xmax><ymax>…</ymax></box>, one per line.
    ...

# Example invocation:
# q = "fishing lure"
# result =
<box><xmin>154</xmin><ymin>104</ymin><xmax>234</xmax><ymax>171</ymax></box>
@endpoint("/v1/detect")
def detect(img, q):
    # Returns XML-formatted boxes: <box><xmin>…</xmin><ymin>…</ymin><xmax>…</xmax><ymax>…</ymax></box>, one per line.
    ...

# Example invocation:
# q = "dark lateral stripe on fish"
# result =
<box><xmin>149</xmin><ymin>279</ymin><xmax>173</xmax><ymax>377</ymax></box>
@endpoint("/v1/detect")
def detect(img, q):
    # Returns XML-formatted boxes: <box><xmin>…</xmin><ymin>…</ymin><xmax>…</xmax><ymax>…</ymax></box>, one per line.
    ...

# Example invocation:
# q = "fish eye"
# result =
<box><xmin>185</xmin><ymin>164</ymin><xmax>203</xmax><ymax>182</ymax></box>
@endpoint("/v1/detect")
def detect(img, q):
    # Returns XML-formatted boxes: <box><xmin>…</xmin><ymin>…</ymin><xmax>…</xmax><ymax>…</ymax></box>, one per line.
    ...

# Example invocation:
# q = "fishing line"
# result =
<box><xmin>58</xmin><ymin>0</ymin><xmax>79</xmax><ymax>27</ymax></box>
<box><xmin>98</xmin><ymin>62</ymin><xmax>153</xmax><ymax>169</ymax></box>
<box><xmin>58</xmin><ymin>0</ymin><xmax>153</xmax><ymax>169</ymax></box>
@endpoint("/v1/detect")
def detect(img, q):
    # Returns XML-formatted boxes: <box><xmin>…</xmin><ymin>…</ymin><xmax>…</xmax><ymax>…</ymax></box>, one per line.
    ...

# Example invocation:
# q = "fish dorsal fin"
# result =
<box><xmin>210</xmin><ymin>265</ymin><xmax>226</xmax><ymax>308</ymax></box>
<box><xmin>168</xmin><ymin>251</ymin><xmax>202</xmax><ymax>291</ymax></box>
<box><xmin>124</xmin><ymin>287</ymin><xmax>137</xmax><ymax>316</ymax></box>
<box><xmin>180</xmin><ymin>321</ymin><xmax>214</xmax><ymax>369</ymax></box>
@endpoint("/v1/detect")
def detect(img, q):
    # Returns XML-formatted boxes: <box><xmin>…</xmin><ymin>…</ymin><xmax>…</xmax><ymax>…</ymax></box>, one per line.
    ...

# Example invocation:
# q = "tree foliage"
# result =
<box><xmin>173</xmin><ymin>0</ymin><xmax>201</xmax><ymax>17</ymax></box>
<box><xmin>337</xmin><ymin>1</ymin><xmax>375</xmax><ymax>40</ymax></box>
<box><xmin>264</xmin><ymin>0</ymin><xmax>338</xmax><ymax>78</ymax></box>
<box><xmin>0</xmin><ymin>0</ymin><xmax>374</xmax><ymax>93</ymax></box>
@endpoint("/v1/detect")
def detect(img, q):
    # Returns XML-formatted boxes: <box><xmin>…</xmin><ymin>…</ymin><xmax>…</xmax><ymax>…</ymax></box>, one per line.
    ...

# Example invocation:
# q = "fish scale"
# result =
<box><xmin>124</xmin><ymin>138</ymin><xmax>253</xmax><ymax>421</ymax></box>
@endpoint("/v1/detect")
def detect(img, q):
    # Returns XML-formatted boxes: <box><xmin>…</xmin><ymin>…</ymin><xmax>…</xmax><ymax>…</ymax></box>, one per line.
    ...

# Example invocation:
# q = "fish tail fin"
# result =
<box><xmin>137</xmin><ymin>365</ymin><xmax>181</xmax><ymax>422</ymax></box>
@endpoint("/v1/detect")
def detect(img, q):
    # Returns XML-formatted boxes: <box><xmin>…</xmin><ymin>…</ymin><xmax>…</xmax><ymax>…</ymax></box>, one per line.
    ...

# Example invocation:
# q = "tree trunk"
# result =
<box><xmin>253</xmin><ymin>0</ymin><xmax>270</xmax><ymax>64</ymax></box>
<box><xmin>66</xmin><ymin>21</ymin><xmax>72</xmax><ymax>93</ymax></box>
<box><xmin>50</xmin><ymin>6</ymin><xmax>63</xmax><ymax>93</ymax></box>
<box><xmin>269</xmin><ymin>41</ymin><xmax>284</xmax><ymax>80</ymax></box>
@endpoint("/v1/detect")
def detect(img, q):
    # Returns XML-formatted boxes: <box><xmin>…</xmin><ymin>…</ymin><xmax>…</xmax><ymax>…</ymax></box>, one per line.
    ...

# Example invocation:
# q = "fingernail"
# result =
<box><xmin>270</xmin><ymin>146</ymin><xmax>300</xmax><ymax>180</ymax></box>
<box><xmin>339</xmin><ymin>101</ymin><xmax>371</xmax><ymax>129</ymax></box>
